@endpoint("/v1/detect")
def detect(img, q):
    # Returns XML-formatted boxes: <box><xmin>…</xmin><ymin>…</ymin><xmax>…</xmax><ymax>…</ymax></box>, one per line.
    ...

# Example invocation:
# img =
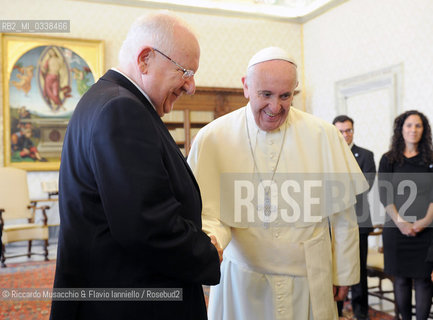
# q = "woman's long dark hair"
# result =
<box><xmin>386</xmin><ymin>110</ymin><xmax>433</xmax><ymax>165</ymax></box>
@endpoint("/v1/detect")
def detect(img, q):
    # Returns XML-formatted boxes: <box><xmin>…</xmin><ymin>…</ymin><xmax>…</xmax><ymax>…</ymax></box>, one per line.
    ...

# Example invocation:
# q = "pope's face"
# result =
<box><xmin>242</xmin><ymin>60</ymin><xmax>298</xmax><ymax>132</ymax></box>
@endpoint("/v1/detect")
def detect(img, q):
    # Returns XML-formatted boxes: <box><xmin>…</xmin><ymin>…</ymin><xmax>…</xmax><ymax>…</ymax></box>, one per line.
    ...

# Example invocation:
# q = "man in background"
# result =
<box><xmin>333</xmin><ymin>115</ymin><xmax>376</xmax><ymax>320</ymax></box>
<box><xmin>188</xmin><ymin>47</ymin><xmax>368</xmax><ymax>320</ymax></box>
<box><xmin>51</xmin><ymin>12</ymin><xmax>220</xmax><ymax>320</ymax></box>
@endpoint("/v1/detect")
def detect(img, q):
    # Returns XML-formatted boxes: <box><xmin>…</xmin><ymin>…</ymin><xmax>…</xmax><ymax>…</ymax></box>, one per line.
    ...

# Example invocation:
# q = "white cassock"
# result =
<box><xmin>188</xmin><ymin>104</ymin><xmax>368</xmax><ymax>320</ymax></box>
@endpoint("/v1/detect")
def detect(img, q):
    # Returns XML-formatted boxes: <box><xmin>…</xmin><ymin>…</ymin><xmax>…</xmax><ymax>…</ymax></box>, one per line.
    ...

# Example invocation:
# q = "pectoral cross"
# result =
<box><xmin>258</xmin><ymin>186</ymin><xmax>277</xmax><ymax>229</ymax></box>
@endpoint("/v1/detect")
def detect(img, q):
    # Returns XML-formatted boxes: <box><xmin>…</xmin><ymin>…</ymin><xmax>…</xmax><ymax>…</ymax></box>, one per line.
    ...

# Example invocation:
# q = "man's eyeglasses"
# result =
<box><xmin>339</xmin><ymin>129</ymin><xmax>354</xmax><ymax>134</ymax></box>
<box><xmin>153</xmin><ymin>48</ymin><xmax>195</xmax><ymax>79</ymax></box>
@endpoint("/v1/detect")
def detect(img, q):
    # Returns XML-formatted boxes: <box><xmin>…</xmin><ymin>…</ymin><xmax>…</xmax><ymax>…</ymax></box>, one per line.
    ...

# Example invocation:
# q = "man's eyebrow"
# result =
<box><xmin>281</xmin><ymin>91</ymin><xmax>292</xmax><ymax>96</ymax></box>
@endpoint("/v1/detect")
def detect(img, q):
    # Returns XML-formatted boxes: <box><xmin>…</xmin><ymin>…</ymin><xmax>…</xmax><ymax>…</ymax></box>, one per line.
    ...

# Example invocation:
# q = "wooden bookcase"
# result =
<box><xmin>162</xmin><ymin>87</ymin><xmax>248</xmax><ymax>156</ymax></box>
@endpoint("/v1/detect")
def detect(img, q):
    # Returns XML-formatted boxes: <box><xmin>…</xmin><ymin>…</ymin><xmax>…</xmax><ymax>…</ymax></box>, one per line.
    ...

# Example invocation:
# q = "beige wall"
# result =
<box><xmin>0</xmin><ymin>0</ymin><xmax>302</xmax><ymax>87</ymax></box>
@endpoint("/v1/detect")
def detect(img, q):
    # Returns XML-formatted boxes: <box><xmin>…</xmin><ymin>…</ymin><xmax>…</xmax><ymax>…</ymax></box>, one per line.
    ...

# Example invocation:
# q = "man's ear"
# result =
<box><xmin>241</xmin><ymin>76</ymin><xmax>249</xmax><ymax>99</ymax></box>
<box><xmin>137</xmin><ymin>47</ymin><xmax>153</xmax><ymax>74</ymax></box>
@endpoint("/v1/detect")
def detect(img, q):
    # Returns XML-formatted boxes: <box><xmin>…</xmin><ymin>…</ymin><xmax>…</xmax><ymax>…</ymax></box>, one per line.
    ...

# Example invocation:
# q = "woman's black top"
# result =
<box><xmin>378</xmin><ymin>152</ymin><xmax>433</xmax><ymax>277</ymax></box>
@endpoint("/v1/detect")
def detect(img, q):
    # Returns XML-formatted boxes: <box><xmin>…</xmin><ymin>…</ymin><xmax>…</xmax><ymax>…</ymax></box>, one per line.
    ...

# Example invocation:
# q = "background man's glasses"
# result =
<box><xmin>339</xmin><ymin>129</ymin><xmax>353</xmax><ymax>134</ymax></box>
<box><xmin>153</xmin><ymin>48</ymin><xmax>194</xmax><ymax>79</ymax></box>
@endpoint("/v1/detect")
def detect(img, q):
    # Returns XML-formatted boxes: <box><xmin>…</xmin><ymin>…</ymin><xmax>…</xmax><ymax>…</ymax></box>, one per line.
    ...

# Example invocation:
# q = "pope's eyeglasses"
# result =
<box><xmin>153</xmin><ymin>48</ymin><xmax>195</xmax><ymax>79</ymax></box>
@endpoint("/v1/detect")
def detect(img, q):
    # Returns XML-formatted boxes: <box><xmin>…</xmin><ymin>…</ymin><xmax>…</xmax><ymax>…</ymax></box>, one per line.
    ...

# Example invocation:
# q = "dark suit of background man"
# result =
<box><xmin>333</xmin><ymin>115</ymin><xmax>376</xmax><ymax>320</ymax></box>
<box><xmin>50</xmin><ymin>12</ymin><xmax>221</xmax><ymax>320</ymax></box>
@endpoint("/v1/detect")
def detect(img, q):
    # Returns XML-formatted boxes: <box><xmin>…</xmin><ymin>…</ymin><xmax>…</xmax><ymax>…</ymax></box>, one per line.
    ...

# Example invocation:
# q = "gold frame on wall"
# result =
<box><xmin>1</xmin><ymin>33</ymin><xmax>104</xmax><ymax>171</ymax></box>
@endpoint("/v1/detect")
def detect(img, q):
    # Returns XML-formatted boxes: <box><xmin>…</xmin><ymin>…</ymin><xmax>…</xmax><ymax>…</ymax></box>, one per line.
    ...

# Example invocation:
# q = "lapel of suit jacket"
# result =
<box><xmin>101</xmin><ymin>70</ymin><xmax>178</xmax><ymax>151</ymax></box>
<box><xmin>101</xmin><ymin>70</ymin><xmax>154</xmax><ymax>112</ymax></box>
<box><xmin>100</xmin><ymin>70</ymin><xmax>202</xmax><ymax>198</ymax></box>
<box><xmin>351</xmin><ymin>144</ymin><xmax>360</xmax><ymax>160</ymax></box>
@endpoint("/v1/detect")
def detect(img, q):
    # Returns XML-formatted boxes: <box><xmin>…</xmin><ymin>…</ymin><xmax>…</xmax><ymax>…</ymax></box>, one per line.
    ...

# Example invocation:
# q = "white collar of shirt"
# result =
<box><xmin>110</xmin><ymin>68</ymin><xmax>156</xmax><ymax>112</ymax></box>
<box><xmin>349</xmin><ymin>141</ymin><xmax>354</xmax><ymax>149</ymax></box>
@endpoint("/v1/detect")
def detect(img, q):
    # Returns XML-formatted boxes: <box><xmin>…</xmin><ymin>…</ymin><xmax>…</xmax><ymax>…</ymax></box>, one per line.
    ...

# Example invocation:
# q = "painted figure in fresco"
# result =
<box><xmin>10</xmin><ymin>106</ymin><xmax>46</xmax><ymax>162</ymax></box>
<box><xmin>10</xmin><ymin>106</ymin><xmax>31</xmax><ymax>131</ymax></box>
<box><xmin>71</xmin><ymin>66</ymin><xmax>92</xmax><ymax>95</ymax></box>
<box><xmin>11</xmin><ymin>64</ymin><xmax>35</xmax><ymax>95</ymax></box>
<box><xmin>11</xmin><ymin>122</ymin><xmax>46</xmax><ymax>162</ymax></box>
<box><xmin>10</xmin><ymin>106</ymin><xmax>31</xmax><ymax>143</ymax></box>
<box><xmin>40</xmin><ymin>48</ymin><xmax>71</xmax><ymax>111</ymax></box>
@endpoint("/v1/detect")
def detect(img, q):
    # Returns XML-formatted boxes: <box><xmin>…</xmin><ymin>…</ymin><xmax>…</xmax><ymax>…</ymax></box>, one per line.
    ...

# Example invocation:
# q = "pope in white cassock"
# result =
<box><xmin>187</xmin><ymin>47</ymin><xmax>369</xmax><ymax>320</ymax></box>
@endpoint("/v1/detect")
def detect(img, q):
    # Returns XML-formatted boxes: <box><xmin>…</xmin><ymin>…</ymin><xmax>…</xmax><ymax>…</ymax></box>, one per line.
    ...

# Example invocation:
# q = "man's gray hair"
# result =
<box><xmin>118</xmin><ymin>11</ymin><xmax>191</xmax><ymax>67</ymax></box>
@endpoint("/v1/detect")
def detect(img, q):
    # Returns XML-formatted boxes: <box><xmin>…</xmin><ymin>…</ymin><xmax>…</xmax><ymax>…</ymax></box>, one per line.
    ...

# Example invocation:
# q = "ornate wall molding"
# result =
<box><xmin>335</xmin><ymin>64</ymin><xmax>404</xmax><ymax>121</ymax></box>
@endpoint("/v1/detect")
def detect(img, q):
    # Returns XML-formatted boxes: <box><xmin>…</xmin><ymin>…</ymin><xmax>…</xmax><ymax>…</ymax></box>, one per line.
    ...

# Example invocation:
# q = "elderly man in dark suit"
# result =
<box><xmin>333</xmin><ymin>115</ymin><xmax>376</xmax><ymax>320</ymax></box>
<box><xmin>50</xmin><ymin>12</ymin><xmax>221</xmax><ymax>320</ymax></box>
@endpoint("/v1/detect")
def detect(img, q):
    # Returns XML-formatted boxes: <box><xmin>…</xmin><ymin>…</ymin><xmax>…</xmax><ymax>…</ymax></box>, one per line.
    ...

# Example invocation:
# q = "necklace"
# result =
<box><xmin>245</xmin><ymin>108</ymin><xmax>287</xmax><ymax>224</ymax></box>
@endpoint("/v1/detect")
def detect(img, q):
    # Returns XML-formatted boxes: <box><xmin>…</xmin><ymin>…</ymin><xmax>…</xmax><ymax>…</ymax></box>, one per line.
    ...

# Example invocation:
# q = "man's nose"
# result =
<box><xmin>183</xmin><ymin>77</ymin><xmax>196</xmax><ymax>95</ymax></box>
<box><xmin>268</xmin><ymin>98</ymin><xmax>282</xmax><ymax>113</ymax></box>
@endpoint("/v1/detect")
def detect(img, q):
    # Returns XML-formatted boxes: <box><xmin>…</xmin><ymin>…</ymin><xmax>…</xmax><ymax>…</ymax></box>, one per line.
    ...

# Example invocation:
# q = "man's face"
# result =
<box><xmin>242</xmin><ymin>60</ymin><xmax>297</xmax><ymax>132</ymax></box>
<box><xmin>144</xmin><ymin>29</ymin><xmax>199</xmax><ymax>117</ymax></box>
<box><xmin>334</xmin><ymin>120</ymin><xmax>354</xmax><ymax>145</ymax></box>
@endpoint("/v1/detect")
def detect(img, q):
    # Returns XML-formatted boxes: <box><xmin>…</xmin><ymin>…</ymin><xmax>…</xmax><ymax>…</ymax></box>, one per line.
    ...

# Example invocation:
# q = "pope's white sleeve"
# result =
<box><xmin>188</xmin><ymin>130</ymin><xmax>232</xmax><ymax>249</ymax></box>
<box><xmin>202</xmin><ymin>212</ymin><xmax>232</xmax><ymax>249</ymax></box>
<box><xmin>329</xmin><ymin>206</ymin><xmax>360</xmax><ymax>286</ymax></box>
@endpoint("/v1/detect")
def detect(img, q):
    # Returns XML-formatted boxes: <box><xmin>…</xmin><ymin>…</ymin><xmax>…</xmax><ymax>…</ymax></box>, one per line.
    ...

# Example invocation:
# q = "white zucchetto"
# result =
<box><xmin>247</xmin><ymin>47</ymin><xmax>297</xmax><ymax>70</ymax></box>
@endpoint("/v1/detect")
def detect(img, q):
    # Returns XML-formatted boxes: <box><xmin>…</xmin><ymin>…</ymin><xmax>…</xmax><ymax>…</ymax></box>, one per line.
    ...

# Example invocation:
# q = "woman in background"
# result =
<box><xmin>379</xmin><ymin>110</ymin><xmax>433</xmax><ymax>320</ymax></box>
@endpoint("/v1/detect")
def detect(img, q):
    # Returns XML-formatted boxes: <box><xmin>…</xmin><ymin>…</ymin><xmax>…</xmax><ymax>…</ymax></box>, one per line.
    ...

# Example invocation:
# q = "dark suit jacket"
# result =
<box><xmin>427</xmin><ymin>242</ymin><xmax>433</xmax><ymax>262</ymax></box>
<box><xmin>351</xmin><ymin>144</ymin><xmax>376</xmax><ymax>234</ymax></box>
<box><xmin>50</xmin><ymin>70</ymin><xmax>220</xmax><ymax>320</ymax></box>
